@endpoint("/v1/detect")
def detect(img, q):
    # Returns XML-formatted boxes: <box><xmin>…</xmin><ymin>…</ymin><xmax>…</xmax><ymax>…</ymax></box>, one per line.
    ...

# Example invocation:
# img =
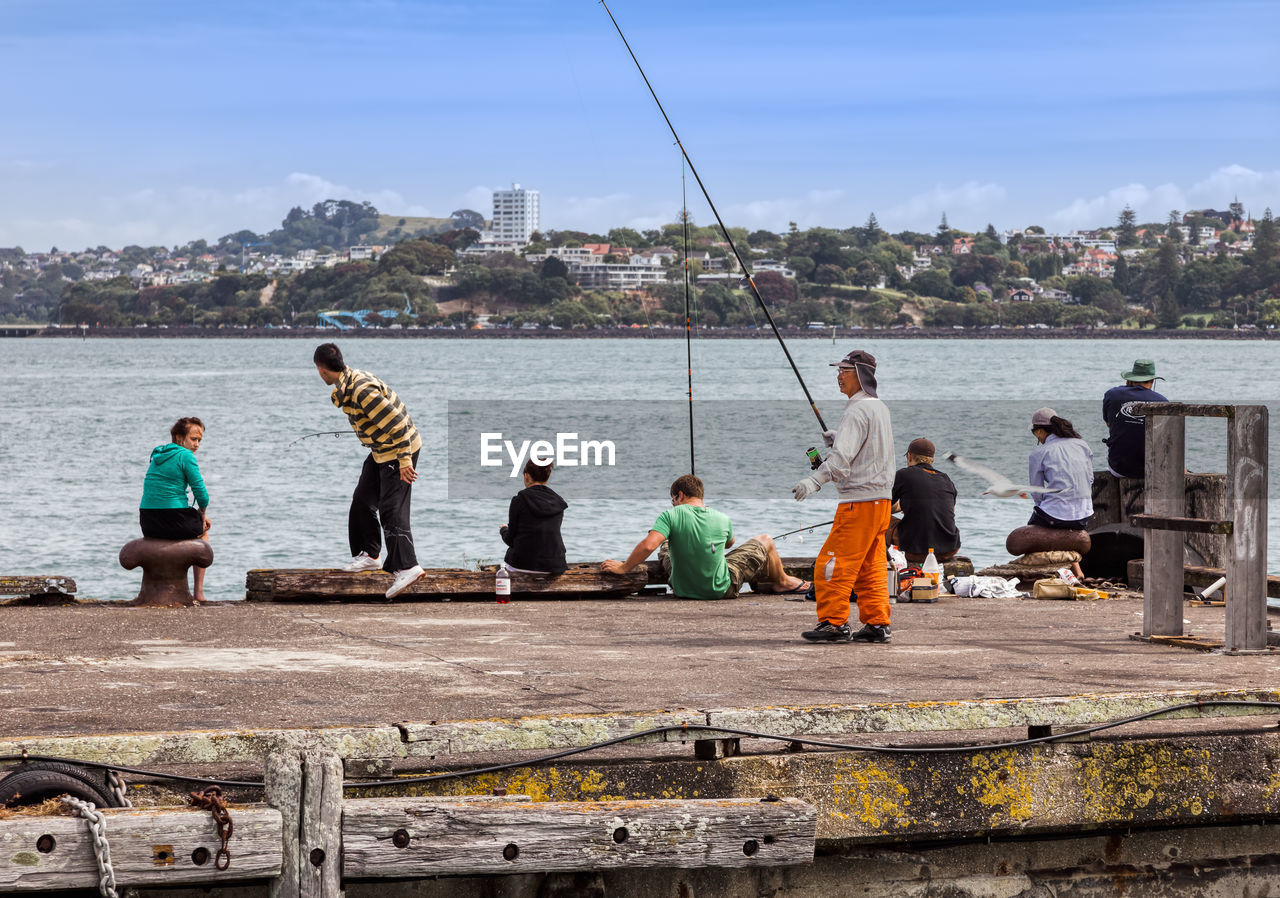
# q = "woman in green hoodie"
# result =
<box><xmin>139</xmin><ymin>416</ymin><xmax>211</xmax><ymax>601</ymax></box>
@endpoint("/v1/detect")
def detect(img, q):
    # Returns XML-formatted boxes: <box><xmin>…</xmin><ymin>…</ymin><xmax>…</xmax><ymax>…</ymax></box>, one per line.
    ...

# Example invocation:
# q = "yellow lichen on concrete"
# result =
<box><xmin>828</xmin><ymin>757</ymin><xmax>911</xmax><ymax>829</ymax></box>
<box><xmin>1080</xmin><ymin>743</ymin><xmax>1213</xmax><ymax>822</ymax></box>
<box><xmin>963</xmin><ymin>750</ymin><xmax>1036</xmax><ymax>822</ymax></box>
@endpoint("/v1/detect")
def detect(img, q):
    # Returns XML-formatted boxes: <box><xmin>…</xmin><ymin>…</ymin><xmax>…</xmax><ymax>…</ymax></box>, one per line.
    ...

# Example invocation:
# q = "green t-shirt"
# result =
<box><xmin>653</xmin><ymin>504</ymin><xmax>733</xmax><ymax>600</ymax></box>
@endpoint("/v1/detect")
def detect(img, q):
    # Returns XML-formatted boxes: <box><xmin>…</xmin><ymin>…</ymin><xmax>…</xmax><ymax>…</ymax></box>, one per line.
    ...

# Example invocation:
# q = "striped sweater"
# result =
<box><xmin>331</xmin><ymin>367</ymin><xmax>422</xmax><ymax>468</ymax></box>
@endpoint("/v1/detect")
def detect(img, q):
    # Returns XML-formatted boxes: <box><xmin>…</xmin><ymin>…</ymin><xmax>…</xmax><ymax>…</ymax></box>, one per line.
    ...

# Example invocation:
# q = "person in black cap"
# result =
<box><xmin>1102</xmin><ymin>359</ymin><xmax>1167</xmax><ymax>478</ymax></box>
<box><xmin>887</xmin><ymin>437</ymin><xmax>960</xmax><ymax>565</ymax></box>
<box><xmin>791</xmin><ymin>349</ymin><xmax>895</xmax><ymax>643</ymax></box>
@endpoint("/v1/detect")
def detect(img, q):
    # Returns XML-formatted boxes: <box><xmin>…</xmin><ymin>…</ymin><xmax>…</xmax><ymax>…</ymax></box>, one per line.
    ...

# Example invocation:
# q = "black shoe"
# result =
<box><xmin>850</xmin><ymin>624</ymin><xmax>891</xmax><ymax>643</ymax></box>
<box><xmin>802</xmin><ymin>621</ymin><xmax>852</xmax><ymax>642</ymax></box>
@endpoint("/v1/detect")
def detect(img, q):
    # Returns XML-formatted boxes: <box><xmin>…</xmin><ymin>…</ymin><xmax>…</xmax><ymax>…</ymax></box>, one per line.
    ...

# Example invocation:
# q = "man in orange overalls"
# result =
<box><xmin>791</xmin><ymin>350</ymin><xmax>895</xmax><ymax>643</ymax></box>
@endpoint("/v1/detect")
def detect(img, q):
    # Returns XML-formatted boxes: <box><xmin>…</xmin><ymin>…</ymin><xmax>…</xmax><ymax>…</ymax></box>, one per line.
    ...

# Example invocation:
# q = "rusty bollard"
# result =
<box><xmin>119</xmin><ymin>537</ymin><xmax>213</xmax><ymax>607</ymax></box>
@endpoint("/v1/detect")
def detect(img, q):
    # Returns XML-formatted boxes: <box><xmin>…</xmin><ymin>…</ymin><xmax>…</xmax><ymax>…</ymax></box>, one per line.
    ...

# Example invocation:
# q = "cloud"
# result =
<box><xmin>883</xmin><ymin>181</ymin><xmax>1007</xmax><ymax>232</ymax></box>
<box><xmin>1049</xmin><ymin>165</ymin><xmax>1280</xmax><ymax>228</ymax></box>
<box><xmin>0</xmin><ymin>172</ymin><xmax>436</xmax><ymax>249</ymax></box>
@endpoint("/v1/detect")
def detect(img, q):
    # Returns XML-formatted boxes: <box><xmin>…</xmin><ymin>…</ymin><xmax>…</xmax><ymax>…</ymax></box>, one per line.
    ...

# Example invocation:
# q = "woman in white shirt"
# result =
<box><xmin>1027</xmin><ymin>406</ymin><xmax>1094</xmax><ymax>530</ymax></box>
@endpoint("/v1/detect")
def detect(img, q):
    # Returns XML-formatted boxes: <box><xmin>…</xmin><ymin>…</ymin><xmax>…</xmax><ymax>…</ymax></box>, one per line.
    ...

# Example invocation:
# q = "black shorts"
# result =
<box><xmin>139</xmin><ymin>507</ymin><xmax>205</xmax><ymax>540</ymax></box>
<box><xmin>1027</xmin><ymin>506</ymin><xmax>1090</xmax><ymax>531</ymax></box>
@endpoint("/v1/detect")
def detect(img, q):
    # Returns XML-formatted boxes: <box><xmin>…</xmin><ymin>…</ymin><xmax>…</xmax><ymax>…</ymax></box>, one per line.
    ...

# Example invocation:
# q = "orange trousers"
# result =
<box><xmin>813</xmin><ymin>498</ymin><xmax>891</xmax><ymax>628</ymax></box>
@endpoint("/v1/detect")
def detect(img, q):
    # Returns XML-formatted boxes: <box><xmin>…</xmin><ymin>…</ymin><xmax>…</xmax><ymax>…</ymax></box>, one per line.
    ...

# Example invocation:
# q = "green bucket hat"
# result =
<box><xmin>1121</xmin><ymin>359</ymin><xmax>1164</xmax><ymax>382</ymax></box>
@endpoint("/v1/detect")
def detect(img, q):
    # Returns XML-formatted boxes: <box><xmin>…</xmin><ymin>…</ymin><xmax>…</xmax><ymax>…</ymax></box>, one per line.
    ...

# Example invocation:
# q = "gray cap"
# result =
<box><xmin>1031</xmin><ymin>407</ymin><xmax>1057</xmax><ymax>428</ymax></box>
<box><xmin>830</xmin><ymin>349</ymin><xmax>878</xmax><ymax>397</ymax></box>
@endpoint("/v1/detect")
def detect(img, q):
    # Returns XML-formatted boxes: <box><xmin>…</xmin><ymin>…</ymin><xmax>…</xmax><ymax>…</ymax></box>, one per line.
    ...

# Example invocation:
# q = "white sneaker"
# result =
<box><xmin>385</xmin><ymin>565</ymin><xmax>425</xmax><ymax>598</ymax></box>
<box><xmin>343</xmin><ymin>552</ymin><xmax>382</xmax><ymax>572</ymax></box>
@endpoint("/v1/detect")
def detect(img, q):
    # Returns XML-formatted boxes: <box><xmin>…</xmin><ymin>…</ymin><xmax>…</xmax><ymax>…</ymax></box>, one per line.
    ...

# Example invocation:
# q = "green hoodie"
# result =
<box><xmin>140</xmin><ymin>443</ymin><xmax>209</xmax><ymax>510</ymax></box>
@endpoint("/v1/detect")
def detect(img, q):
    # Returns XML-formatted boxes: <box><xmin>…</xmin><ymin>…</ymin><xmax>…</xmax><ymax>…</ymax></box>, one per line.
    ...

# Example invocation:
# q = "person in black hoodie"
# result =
<box><xmin>499</xmin><ymin>460</ymin><xmax>568</xmax><ymax>574</ymax></box>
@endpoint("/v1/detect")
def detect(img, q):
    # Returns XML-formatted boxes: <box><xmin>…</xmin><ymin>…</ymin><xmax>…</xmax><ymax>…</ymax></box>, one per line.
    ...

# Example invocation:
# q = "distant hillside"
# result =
<box><xmin>371</xmin><ymin>214</ymin><xmax>458</xmax><ymax>241</ymax></box>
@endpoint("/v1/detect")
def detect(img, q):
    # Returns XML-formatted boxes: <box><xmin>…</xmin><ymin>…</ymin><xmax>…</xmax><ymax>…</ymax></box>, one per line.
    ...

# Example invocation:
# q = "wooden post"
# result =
<box><xmin>266</xmin><ymin>752</ymin><xmax>303</xmax><ymax>898</ymax></box>
<box><xmin>300</xmin><ymin>752</ymin><xmax>344</xmax><ymax>898</ymax></box>
<box><xmin>1144</xmin><ymin>413</ymin><xmax>1185</xmax><ymax>637</ymax></box>
<box><xmin>1226</xmin><ymin>405</ymin><xmax>1269</xmax><ymax>652</ymax></box>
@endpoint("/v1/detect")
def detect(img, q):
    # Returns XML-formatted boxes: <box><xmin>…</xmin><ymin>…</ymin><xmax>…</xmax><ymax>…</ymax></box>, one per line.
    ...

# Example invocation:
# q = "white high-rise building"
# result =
<box><xmin>492</xmin><ymin>183</ymin><xmax>540</xmax><ymax>245</ymax></box>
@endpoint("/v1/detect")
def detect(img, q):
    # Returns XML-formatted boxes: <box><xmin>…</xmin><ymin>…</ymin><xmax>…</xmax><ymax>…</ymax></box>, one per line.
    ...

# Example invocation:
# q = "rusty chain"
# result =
<box><xmin>189</xmin><ymin>786</ymin><xmax>234</xmax><ymax>870</ymax></box>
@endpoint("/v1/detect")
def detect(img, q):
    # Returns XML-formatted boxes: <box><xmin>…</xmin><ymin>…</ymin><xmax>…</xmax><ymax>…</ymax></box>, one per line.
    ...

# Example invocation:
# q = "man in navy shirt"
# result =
<box><xmin>1102</xmin><ymin>359</ymin><xmax>1167</xmax><ymax>478</ymax></box>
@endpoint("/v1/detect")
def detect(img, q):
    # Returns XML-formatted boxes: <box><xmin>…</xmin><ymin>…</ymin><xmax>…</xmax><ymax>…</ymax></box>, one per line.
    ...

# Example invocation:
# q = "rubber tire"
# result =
<box><xmin>0</xmin><ymin>762</ymin><xmax>122</xmax><ymax>808</ymax></box>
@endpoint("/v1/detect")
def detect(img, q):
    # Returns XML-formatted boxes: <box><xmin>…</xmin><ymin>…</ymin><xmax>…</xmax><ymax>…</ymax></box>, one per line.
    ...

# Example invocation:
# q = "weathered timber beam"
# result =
<box><xmin>0</xmin><ymin>576</ymin><xmax>76</xmax><ymax>601</ymax></box>
<box><xmin>0</xmin><ymin>805</ymin><xmax>280</xmax><ymax>891</ymax></box>
<box><xmin>1128</xmin><ymin>402</ymin><xmax>1236</xmax><ymax>418</ymax></box>
<box><xmin>6</xmin><ymin>689</ymin><xmax>1280</xmax><ymax>773</ymax></box>
<box><xmin>1130</xmin><ymin>514</ymin><xmax>1233</xmax><ymax>535</ymax></box>
<box><xmin>1127</xmin><ymin>560</ymin><xmax>1280</xmax><ymax>599</ymax></box>
<box><xmin>345</xmin><ymin>732</ymin><xmax>1280</xmax><ymax>843</ymax></box>
<box><xmin>341</xmin><ymin>797</ymin><xmax>815</xmax><ymax>876</ymax></box>
<box><xmin>245</xmin><ymin>565</ymin><xmax>646</xmax><ymax>601</ymax></box>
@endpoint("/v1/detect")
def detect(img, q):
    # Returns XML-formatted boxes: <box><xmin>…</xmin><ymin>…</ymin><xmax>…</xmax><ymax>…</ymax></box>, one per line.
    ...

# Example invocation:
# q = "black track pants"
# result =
<box><xmin>349</xmin><ymin>450</ymin><xmax>419</xmax><ymax>572</ymax></box>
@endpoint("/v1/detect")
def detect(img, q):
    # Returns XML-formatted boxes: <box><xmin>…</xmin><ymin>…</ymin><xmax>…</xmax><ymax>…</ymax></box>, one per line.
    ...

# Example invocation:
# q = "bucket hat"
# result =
<box><xmin>1121</xmin><ymin>359</ymin><xmax>1164</xmax><ymax>382</ymax></box>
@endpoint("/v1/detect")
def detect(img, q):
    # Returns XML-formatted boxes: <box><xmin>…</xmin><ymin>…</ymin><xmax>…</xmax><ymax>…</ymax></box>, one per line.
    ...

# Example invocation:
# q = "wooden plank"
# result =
<box><xmin>245</xmin><ymin>564</ymin><xmax>647</xmax><ymax>602</ymax></box>
<box><xmin>0</xmin><ymin>576</ymin><xmax>76</xmax><ymax>599</ymax></box>
<box><xmin>1129</xmin><ymin>634</ymin><xmax>1222</xmax><ymax>653</ymax></box>
<box><xmin>341</xmin><ymin>797</ymin><xmax>815</xmax><ymax>876</ymax></box>
<box><xmin>1126</xmin><ymin>560</ymin><xmax>1280</xmax><ymax>599</ymax></box>
<box><xmin>0</xmin><ymin>806</ymin><xmax>280</xmax><ymax>890</ymax></box>
<box><xmin>265</xmin><ymin>752</ymin><xmax>303</xmax><ymax>898</ymax></box>
<box><xmin>1127</xmin><ymin>402</ymin><xmax>1235</xmax><ymax>418</ymax></box>
<box><xmin>1129</xmin><ymin>514</ymin><xmax>1232</xmax><ymax>535</ymax></box>
<box><xmin>300</xmin><ymin>753</ymin><xmax>342</xmax><ymax>898</ymax></box>
<box><xmin>1144</xmin><ymin>414</ymin><xmax>1185</xmax><ymax>637</ymax></box>
<box><xmin>1226</xmin><ymin>405</ymin><xmax>1269</xmax><ymax>652</ymax></box>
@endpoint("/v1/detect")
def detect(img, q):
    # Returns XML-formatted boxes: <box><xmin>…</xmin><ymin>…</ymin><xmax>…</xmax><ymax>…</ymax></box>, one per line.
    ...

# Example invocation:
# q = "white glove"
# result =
<box><xmin>821</xmin><ymin>430</ymin><xmax>836</xmax><ymax>448</ymax></box>
<box><xmin>792</xmin><ymin>476</ymin><xmax>820</xmax><ymax>501</ymax></box>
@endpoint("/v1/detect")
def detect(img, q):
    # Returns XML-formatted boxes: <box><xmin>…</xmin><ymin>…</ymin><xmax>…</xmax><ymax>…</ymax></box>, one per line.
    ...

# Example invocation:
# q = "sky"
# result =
<box><xmin>2</xmin><ymin>0</ymin><xmax>1279</xmax><ymax>250</ymax></box>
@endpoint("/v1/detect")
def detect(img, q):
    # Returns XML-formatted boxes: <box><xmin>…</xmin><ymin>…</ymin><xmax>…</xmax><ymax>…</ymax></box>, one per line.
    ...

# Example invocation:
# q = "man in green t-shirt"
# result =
<box><xmin>602</xmin><ymin>475</ymin><xmax>810</xmax><ymax>600</ymax></box>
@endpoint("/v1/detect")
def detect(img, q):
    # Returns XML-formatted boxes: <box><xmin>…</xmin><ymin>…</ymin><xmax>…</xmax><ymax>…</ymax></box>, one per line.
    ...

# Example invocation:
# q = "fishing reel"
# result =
<box><xmin>806</xmin><ymin>447</ymin><xmax>823</xmax><ymax>470</ymax></box>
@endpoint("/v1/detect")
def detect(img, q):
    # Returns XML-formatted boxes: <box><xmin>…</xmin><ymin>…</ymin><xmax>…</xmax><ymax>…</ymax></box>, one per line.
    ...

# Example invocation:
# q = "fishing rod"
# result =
<box><xmin>773</xmin><ymin>519</ymin><xmax>834</xmax><ymax>541</ymax></box>
<box><xmin>681</xmin><ymin>158</ymin><xmax>695</xmax><ymax>475</ymax></box>
<box><xmin>287</xmin><ymin>430</ymin><xmax>350</xmax><ymax>447</ymax></box>
<box><xmin>600</xmin><ymin>0</ymin><xmax>829</xmax><ymax>446</ymax></box>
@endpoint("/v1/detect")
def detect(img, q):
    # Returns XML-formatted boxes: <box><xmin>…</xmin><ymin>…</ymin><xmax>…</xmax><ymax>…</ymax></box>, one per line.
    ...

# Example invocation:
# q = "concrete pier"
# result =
<box><xmin>3</xmin><ymin>593</ymin><xmax>1280</xmax><ymax>895</ymax></box>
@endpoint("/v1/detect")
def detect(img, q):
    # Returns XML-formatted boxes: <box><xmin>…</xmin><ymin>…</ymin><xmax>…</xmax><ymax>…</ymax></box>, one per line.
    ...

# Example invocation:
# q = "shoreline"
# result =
<box><xmin>11</xmin><ymin>325</ymin><xmax>1279</xmax><ymax>340</ymax></box>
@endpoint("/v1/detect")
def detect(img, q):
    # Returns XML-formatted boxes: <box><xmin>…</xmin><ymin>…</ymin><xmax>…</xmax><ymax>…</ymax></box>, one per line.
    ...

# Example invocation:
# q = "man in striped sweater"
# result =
<box><xmin>314</xmin><ymin>343</ymin><xmax>425</xmax><ymax>598</ymax></box>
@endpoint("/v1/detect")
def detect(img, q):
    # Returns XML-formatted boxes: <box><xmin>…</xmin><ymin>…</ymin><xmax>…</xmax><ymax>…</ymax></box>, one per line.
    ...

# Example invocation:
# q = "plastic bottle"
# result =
<box><xmin>922</xmin><ymin>548</ymin><xmax>942</xmax><ymax>591</ymax></box>
<box><xmin>888</xmin><ymin>544</ymin><xmax>908</xmax><ymax>572</ymax></box>
<box><xmin>822</xmin><ymin>552</ymin><xmax>836</xmax><ymax>582</ymax></box>
<box><xmin>495</xmin><ymin>564</ymin><xmax>511</xmax><ymax>604</ymax></box>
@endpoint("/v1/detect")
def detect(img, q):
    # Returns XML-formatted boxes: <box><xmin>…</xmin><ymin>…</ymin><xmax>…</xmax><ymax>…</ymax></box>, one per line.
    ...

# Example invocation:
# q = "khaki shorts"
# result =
<box><xmin>724</xmin><ymin>537</ymin><xmax>771</xmax><ymax>597</ymax></box>
<box><xmin>657</xmin><ymin>537</ymin><xmax>771</xmax><ymax>599</ymax></box>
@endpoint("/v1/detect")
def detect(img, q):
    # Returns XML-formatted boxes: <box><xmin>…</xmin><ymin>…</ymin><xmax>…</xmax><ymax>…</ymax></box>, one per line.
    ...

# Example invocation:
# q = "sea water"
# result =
<box><xmin>1</xmin><ymin>336</ymin><xmax>1275</xmax><ymax>602</ymax></box>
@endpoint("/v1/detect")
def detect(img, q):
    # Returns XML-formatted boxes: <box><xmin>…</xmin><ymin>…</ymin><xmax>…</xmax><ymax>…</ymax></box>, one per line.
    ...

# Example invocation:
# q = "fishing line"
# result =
<box><xmin>681</xmin><ymin>156</ymin><xmax>695</xmax><ymax>475</ymax></box>
<box><xmin>773</xmin><ymin>519</ymin><xmax>834</xmax><ymax>541</ymax></box>
<box><xmin>287</xmin><ymin>431</ymin><xmax>350</xmax><ymax>447</ymax></box>
<box><xmin>599</xmin><ymin>0</ymin><xmax>828</xmax><ymax>436</ymax></box>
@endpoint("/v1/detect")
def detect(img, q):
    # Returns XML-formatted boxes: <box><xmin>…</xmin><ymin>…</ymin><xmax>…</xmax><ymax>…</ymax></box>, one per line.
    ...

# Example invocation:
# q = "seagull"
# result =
<box><xmin>943</xmin><ymin>451</ymin><xmax>1062</xmax><ymax>498</ymax></box>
